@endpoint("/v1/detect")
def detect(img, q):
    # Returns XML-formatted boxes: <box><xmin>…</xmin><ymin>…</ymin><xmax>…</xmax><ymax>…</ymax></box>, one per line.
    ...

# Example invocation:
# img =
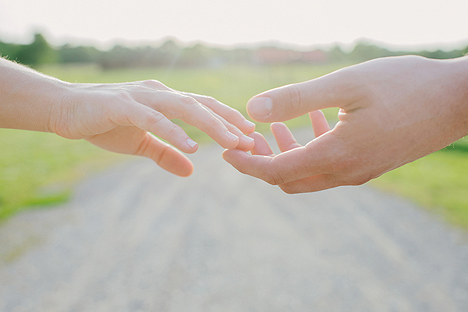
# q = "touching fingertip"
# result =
<box><xmin>226</xmin><ymin>131</ymin><xmax>239</xmax><ymax>142</ymax></box>
<box><xmin>186</xmin><ymin>138</ymin><xmax>198</xmax><ymax>148</ymax></box>
<box><xmin>270</xmin><ymin>122</ymin><xmax>286</xmax><ymax>131</ymax></box>
<box><xmin>244</xmin><ymin>120</ymin><xmax>256</xmax><ymax>129</ymax></box>
<box><xmin>242</xmin><ymin>134</ymin><xmax>254</xmax><ymax>144</ymax></box>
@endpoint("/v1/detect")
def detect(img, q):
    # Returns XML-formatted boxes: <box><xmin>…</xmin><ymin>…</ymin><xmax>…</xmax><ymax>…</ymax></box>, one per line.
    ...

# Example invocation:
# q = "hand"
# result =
<box><xmin>223</xmin><ymin>56</ymin><xmax>468</xmax><ymax>193</ymax></box>
<box><xmin>49</xmin><ymin>80</ymin><xmax>255</xmax><ymax>177</ymax></box>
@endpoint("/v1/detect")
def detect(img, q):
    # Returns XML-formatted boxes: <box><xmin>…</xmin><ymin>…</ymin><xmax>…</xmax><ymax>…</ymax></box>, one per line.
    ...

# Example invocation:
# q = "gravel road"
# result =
<box><xmin>1</xmin><ymin>132</ymin><xmax>468</xmax><ymax>312</ymax></box>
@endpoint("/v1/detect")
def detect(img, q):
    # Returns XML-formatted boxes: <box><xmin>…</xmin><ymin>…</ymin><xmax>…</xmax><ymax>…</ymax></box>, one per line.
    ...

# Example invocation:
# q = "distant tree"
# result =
<box><xmin>328</xmin><ymin>45</ymin><xmax>347</xmax><ymax>63</ymax></box>
<box><xmin>418</xmin><ymin>49</ymin><xmax>464</xmax><ymax>59</ymax></box>
<box><xmin>0</xmin><ymin>40</ymin><xmax>21</xmax><ymax>60</ymax></box>
<box><xmin>179</xmin><ymin>43</ymin><xmax>213</xmax><ymax>67</ymax></box>
<box><xmin>348</xmin><ymin>41</ymin><xmax>395</xmax><ymax>62</ymax></box>
<box><xmin>98</xmin><ymin>44</ymin><xmax>134</xmax><ymax>69</ymax></box>
<box><xmin>159</xmin><ymin>39</ymin><xmax>180</xmax><ymax>54</ymax></box>
<box><xmin>58</xmin><ymin>44</ymin><xmax>102</xmax><ymax>63</ymax></box>
<box><xmin>15</xmin><ymin>33</ymin><xmax>57</xmax><ymax>66</ymax></box>
<box><xmin>225</xmin><ymin>48</ymin><xmax>255</xmax><ymax>64</ymax></box>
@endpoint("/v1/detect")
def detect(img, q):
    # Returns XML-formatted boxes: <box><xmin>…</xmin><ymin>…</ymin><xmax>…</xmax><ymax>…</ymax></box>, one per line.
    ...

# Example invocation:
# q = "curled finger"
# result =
<box><xmin>309</xmin><ymin>110</ymin><xmax>330</xmax><ymax>138</ymax></box>
<box><xmin>270</xmin><ymin>122</ymin><xmax>302</xmax><ymax>152</ymax></box>
<box><xmin>249</xmin><ymin>132</ymin><xmax>274</xmax><ymax>156</ymax></box>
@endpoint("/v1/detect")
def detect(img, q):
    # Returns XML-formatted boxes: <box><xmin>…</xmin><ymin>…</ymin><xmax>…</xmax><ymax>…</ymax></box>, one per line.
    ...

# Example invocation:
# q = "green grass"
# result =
<box><xmin>0</xmin><ymin>129</ymin><xmax>124</xmax><ymax>220</ymax></box>
<box><xmin>0</xmin><ymin>62</ymin><xmax>345</xmax><ymax>220</ymax></box>
<box><xmin>372</xmin><ymin>137</ymin><xmax>468</xmax><ymax>229</ymax></box>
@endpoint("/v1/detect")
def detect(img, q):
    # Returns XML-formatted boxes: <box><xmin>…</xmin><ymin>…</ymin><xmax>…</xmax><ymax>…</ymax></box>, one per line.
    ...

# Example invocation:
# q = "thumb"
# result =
<box><xmin>247</xmin><ymin>69</ymin><xmax>359</xmax><ymax>122</ymax></box>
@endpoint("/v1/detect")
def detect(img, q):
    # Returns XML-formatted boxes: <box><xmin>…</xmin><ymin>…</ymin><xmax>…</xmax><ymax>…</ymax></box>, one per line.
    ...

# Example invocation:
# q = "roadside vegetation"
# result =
<box><xmin>371</xmin><ymin>137</ymin><xmax>468</xmax><ymax>229</ymax></box>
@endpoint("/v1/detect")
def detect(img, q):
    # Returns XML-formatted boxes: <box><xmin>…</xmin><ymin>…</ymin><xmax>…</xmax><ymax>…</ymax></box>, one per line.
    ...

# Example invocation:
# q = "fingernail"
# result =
<box><xmin>243</xmin><ymin>135</ymin><xmax>254</xmax><ymax>143</ymax></box>
<box><xmin>244</xmin><ymin>120</ymin><xmax>256</xmax><ymax>128</ymax></box>
<box><xmin>226</xmin><ymin>132</ymin><xmax>239</xmax><ymax>142</ymax></box>
<box><xmin>186</xmin><ymin>138</ymin><xmax>197</xmax><ymax>148</ymax></box>
<box><xmin>248</xmin><ymin>97</ymin><xmax>272</xmax><ymax>119</ymax></box>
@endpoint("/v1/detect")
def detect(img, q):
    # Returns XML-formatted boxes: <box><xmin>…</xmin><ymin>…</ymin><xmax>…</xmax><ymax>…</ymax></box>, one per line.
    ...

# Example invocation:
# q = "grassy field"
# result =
<box><xmin>1</xmin><ymin>62</ymin><xmax>467</xmax><ymax>229</ymax></box>
<box><xmin>371</xmin><ymin>137</ymin><xmax>468</xmax><ymax>229</ymax></box>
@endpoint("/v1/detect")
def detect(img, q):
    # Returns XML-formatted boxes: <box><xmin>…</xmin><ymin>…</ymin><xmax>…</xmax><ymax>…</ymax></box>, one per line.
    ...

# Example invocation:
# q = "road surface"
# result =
<box><xmin>1</xmin><ymin>133</ymin><xmax>468</xmax><ymax>312</ymax></box>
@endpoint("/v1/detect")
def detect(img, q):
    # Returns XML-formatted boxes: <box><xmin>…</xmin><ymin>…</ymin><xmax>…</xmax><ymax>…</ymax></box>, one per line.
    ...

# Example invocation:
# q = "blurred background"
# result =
<box><xmin>1</xmin><ymin>0</ymin><xmax>468</xmax><ymax>311</ymax></box>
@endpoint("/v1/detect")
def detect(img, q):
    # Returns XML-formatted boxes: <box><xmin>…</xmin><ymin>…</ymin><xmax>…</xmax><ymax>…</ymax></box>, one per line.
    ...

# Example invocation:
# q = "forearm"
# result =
<box><xmin>452</xmin><ymin>56</ymin><xmax>468</xmax><ymax>131</ymax></box>
<box><xmin>440</xmin><ymin>56</ymin><xmax>468</xmax><ymax>142</ymax></box>
<box><xmin>0</xmin><ymin>57</ymin><xmax>66</xmax><ymax>133</ymax></box>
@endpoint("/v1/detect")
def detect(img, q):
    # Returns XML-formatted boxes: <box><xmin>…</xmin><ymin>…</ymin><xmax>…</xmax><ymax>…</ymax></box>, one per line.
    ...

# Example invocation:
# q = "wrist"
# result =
<box><xmin>46</xmin><ymin>79</ymin><xmax>73</xmax><ymax>136</ymax></box>
<box><xmin>0</xmin><ymin>58</ymin><xmax>71</xmax><ymax>133</ymax></box>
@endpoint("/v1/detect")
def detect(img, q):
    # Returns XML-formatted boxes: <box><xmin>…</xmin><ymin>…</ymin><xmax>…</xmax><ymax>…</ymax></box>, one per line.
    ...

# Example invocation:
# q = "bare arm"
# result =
<box><xmin>0</xmin><ymin>57</ymin><xmax>255</xmax><ymax>176</ymax></box>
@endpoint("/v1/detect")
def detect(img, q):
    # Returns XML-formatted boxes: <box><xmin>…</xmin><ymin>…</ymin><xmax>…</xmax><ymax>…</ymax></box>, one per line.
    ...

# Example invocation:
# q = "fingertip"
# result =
<box><xmin>248</xmin><ymin>131</ymin><xmax>266</xmax><ymax>140</ymax></box>
<box><xmin>223</xmin><ymin>131</ymin><xmax>240</xmax><ymax>149</ymax></box>
<box><xmin>309</xmin><ymin>110</ymin><xmax>325</xmax><ymax>119</ymax></box>
<box><xmin>270</xmin><ymin>122</ymin><xmax>292</xmax><ymax>139</ymax></box>
<box><xmin>221</xmin><ymin>148</ymin><xmax>230</xmax><ymax>160</ymax></box>
<box><xmin>184</xmin><ymin>138</ymin><xmax>198</xmax><ymax>154</ymax></box>
<box><xmin>243</xmin><ymin>119</ymin><xmax>256</xmax><ymax>134</ymax></box>
<box><xmin>247</xmin><ymin>96</ymin><xmax>272</xmax><ymax>121</ymax></box>
<box><xmin>249</xmin><ymin>132</ymin><xmax>274</xmax><ymax>156</ymax></box>
<box><xmin>235</xmin><ymin>134</ymin><xmax>255</xmax><ymax>152</ymax></box>
<box><xmin>178</xmin><ymin>163</ymin><xmax>194</xmax><ymax>177</ymax></box>
<box><xmin>155</xmin><ymin>146</ymin><xmax>194</xmax><ymax>177</ymax></box>
<box><xmin>270</xmin><ymin>122</ymin><xmax>287</xmax><ymax>132</ymax></box>
<box><xmin>222</xmin><ymin>148</ymin><xmax>246</xmax><ymax>163</ymax></box>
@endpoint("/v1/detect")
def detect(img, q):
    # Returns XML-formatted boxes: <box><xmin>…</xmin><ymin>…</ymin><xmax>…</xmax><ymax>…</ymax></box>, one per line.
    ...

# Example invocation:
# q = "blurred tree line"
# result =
<box><xmin>1</xmin><ymin>33</ymin><xmax>467</xmax><ymax>69</ymax></box>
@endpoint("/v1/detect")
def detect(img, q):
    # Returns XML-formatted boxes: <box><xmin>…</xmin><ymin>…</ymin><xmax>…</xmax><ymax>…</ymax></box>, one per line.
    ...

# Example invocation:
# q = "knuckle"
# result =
<box><xmin>199</xmin><ymin>95</ymin><xmax>239</xmax><ymax>115</ymax></box>
<box><xmin>165</xmin><ymin>123</ymin><xmax>179</xmax><ymax>137</ymax></box>
<box><xmin>336</xmin><ymin>64</ymin><xmax>368</xmax><ymax>87</ymax></box>
<box><xmin>115</xmin><ymin>90</ymin><xmax>133</xmax><ymax>102</ymax></box>
<box><xmin>180</xmin><ymin>95</ymin><xmax>198</xmax><ymax>107</ymax></box>
<box><xmin>265</xmin><ymin>158</ymin><xmax>285</xmax><ymax>185</ymax></box>
<box><xmin>204</xmin><ymin>113</ymin><xmax>222</xmax><ymax>129</ymax></box>
<box><xmin>226</xmin><ymin>107</ymin><xmax>245</xmax><ymax>121</ymax></box>
<box><xmin>236</xmin><ymin>165</ymin><xmax>249</xmax><ymax>176</ymax></box>
<box><xmin>200</xmin><ymin>95</ymin><xmax>219</xmax><ymax>106</ymax></box>
<box><xmin>284</xmin><ymin>84</ymin><xmax>302</xmax><ymax>112</ymax></box>
<box><xmin>135</xmin><ymin>134</ymin><xmax>152</xmax><ymax>156</ymax></box>
<box><xmin>142</xmin><ymin>79</ymin><xmax>164</xmax><ymax>89</ymax></box>
<box><xmin>146</xmin><ymin>110</ymin><xmax>166</xmax><ymax>125</ymax></box>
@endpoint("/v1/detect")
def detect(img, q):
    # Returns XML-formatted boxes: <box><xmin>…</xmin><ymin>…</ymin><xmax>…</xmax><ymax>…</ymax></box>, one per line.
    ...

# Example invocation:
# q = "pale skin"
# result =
<box><xmin>223</xmin><ymin>55</ymin><xmax>468</xmax><ymax>193</ymax></box>
<box><xmin>0</xmin><ymin>57</ymin><xmax>255</xmax><ymax>177</ymax></box>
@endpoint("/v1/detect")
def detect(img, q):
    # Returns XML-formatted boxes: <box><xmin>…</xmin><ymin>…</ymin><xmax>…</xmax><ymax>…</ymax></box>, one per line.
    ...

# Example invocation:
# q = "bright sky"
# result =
<box><xmin>1</xmin><ymin>0</ymin><xmax>467</xmax><ymax>50</ymax></box>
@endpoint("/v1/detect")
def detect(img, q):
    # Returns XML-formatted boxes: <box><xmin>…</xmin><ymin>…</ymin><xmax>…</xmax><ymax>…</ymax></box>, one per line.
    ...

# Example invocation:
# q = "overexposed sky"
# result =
<box><xmin>1</xmin><ymin>0</ymin><xmax>467</xmax><ymax>50</ymax></box>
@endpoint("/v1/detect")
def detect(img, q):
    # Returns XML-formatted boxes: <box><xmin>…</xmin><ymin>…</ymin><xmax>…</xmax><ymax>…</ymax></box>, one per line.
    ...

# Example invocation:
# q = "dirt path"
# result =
<box><xmin>1</xmin><ymin>136</ymin><xmax>468</xmax><ymax>312</ymax></box>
